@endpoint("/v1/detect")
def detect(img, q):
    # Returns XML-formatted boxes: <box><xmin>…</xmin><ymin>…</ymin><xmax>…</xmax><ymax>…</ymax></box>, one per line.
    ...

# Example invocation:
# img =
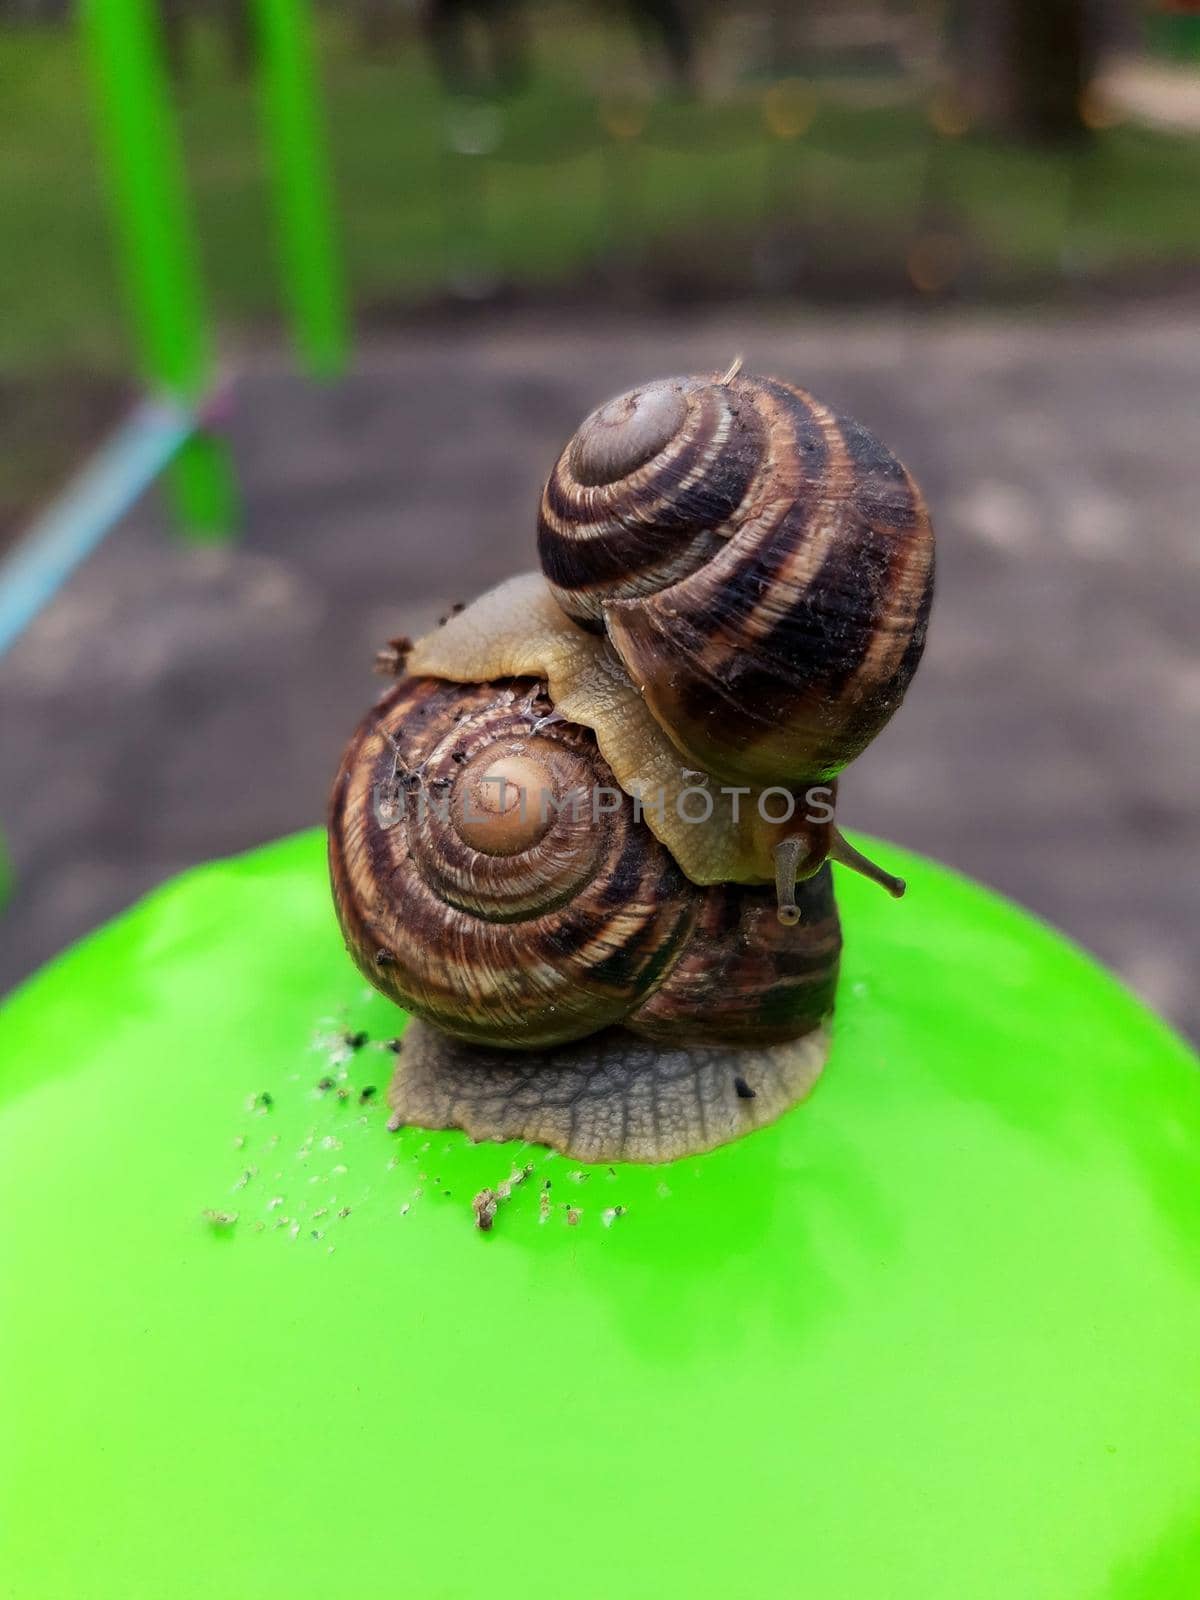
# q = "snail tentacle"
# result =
<box><xmin>829</xmin><ymin>828</ymin><xmax>907</xmax><ymax>899</ymax></box>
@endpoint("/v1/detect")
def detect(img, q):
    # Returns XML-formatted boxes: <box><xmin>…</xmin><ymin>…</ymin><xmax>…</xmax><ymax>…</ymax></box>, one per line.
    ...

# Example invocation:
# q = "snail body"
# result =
<box><xmin>406</xmin><ymin>572</ymin><xmax>834</xmax><ymax>888</ymax></box>
<box><xmin>328</xmin><ymin>369</ymin><xmax>934</xmax><ymax>1163</ymax></box>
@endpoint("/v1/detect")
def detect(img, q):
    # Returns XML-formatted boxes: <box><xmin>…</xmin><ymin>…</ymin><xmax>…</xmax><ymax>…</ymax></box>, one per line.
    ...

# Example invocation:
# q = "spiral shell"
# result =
<box><xmin>328</xmin><ymin>674</ymin><xmax>841</xmax><ymax>1056</ymax></box>
<box><xmin>329</xmin><ymin>676</ymin><xmax>701</xmax><ymax>1049</ymax></box>
<box><xmin>632</xmin><ymin>868</ymin><xmax>840</xmax><ymax>1047</ymax></box>
<box><xmin>537</xmin><ymin>372</ymin><xmax>935</xmax><ymax>788</ymax></box>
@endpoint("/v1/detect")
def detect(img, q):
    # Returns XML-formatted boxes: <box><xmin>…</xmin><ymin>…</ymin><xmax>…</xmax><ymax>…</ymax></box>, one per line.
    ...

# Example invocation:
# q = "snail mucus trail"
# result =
<box><xmin>329</xmin><ymin>369</ymin><xmax>935</xmax><ymax>1164</ymax></box>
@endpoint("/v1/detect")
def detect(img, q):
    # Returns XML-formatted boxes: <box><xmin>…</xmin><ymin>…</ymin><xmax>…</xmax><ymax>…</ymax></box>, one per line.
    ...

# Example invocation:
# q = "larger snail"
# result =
<box><xmin>329</xmin><ymin>367</ymin><xmax>934</xmax><ymax>1163</ymax></box>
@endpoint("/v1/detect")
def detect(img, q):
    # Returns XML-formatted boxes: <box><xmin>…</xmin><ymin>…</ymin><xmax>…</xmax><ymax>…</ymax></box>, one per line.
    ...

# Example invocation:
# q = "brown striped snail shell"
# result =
<box><xmin>328</xmin><ymin>674</ymin><xmax>840</xmax><ymax>1053</ymax></box>
<box><xmin>537</xmin><ymin>369</ymin><xmax>935</xmax><ymax>792</ymax></box>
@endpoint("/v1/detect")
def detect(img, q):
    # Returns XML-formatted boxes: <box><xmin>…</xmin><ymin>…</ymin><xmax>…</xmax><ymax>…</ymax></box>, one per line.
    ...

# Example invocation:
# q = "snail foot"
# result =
<box><xmin>386</xmin><ymin>1019</ymin><xmax>831</xmax><ymax>1164</ymax></box>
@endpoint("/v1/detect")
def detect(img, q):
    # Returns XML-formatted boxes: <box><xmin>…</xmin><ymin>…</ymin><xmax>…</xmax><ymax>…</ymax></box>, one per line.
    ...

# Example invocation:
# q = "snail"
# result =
<box><xmin>328</xmin><ymin>368</ymin><xmax>934</xmax><ymax>1163</ymax></box>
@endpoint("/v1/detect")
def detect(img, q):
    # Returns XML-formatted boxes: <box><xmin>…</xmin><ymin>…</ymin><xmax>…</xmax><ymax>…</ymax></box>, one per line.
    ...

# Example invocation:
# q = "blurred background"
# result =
<box><xmin>0</xmin><ymin>0</ymin><xmax>1197</xmax><ymax>1038</ymax></box>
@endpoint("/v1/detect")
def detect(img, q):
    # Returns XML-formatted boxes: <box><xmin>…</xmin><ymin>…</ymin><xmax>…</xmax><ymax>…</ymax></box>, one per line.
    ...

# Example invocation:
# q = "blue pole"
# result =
<box><xmin>0</xmin><ymin>398</ymin><xmax>197</xmax><ymax>662</ymax></box>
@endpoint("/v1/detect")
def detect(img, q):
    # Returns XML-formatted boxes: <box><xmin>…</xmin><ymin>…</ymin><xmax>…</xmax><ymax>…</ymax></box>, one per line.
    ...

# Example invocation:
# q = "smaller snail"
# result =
<box><xmin>537</xmin><ymin>368</ymin><xmax>935</xmax><ymax>793</ymax></box>
<box><xmin>328</xmin><ymin>368</ymin><xmax>935</xmax><ymax>1162</ymax></box>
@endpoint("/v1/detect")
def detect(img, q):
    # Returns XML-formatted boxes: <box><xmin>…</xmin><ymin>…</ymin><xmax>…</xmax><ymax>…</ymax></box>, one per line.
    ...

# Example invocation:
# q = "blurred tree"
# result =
<box><xmin>158</xmin><ymin>0</ymin><xmax>253</xmax><ymax>79</ymax></box>
<box><xmin>952</xmin><ymin>0</ymin><xmax>1120</xmax><ymax>144</ymax></box>
<box><xmin>356</xmin><ymin>0</ymin><xmax>411</xmax><ymax>51</ymax></box>
<box><xmin>418</xmin><ymin>0</ymin><xmax>696</xmax><ymax>97</ymax></box>
<box><xmin>1007</xmin><ymin>0</ymin><xmax>1093</xmax><ymax>142</ymax></box>
<box><xmin>625</xmin><ymin>0</ymin><xmax>696</xmax><ymax>90</ymax></box>
<box><xmin>422</xmin><ymin>0</ymin><xmax>530</xmax><ymax>94</ymax></box>
<box><xmin>764</xmin><ymin>0</ymin><xmax>807</xmax><ymax>73</ymax></box>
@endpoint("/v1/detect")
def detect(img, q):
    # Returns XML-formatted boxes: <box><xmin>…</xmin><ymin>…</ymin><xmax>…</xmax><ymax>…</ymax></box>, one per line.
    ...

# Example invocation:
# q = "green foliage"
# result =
<box><xmin>1</xmin><ymin>14</ymin><xmax>1199</xmax><ymax>376</ymax></box>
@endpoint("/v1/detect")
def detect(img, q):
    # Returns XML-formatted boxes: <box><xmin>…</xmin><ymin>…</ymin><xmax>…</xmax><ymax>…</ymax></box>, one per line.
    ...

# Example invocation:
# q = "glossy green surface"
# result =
<box><xmin>1</xmin><ymin>830</ymin><xmax>1197</xmax><ymax>1599</ymax></box>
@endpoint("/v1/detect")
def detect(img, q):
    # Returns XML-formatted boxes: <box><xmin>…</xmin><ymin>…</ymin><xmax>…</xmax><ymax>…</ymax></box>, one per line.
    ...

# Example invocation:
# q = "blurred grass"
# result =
<box><xmin>1</xmin><ymin>12</ymin><xmax>1200</xmax><ymax>381</ymax></box>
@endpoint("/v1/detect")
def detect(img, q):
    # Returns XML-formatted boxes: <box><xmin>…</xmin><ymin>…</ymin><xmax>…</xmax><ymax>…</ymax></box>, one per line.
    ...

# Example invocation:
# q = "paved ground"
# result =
<box><xmin>1</xmin><ymin>304</ymin><xmax>1197</xmax><ymax>1041</ymax></box>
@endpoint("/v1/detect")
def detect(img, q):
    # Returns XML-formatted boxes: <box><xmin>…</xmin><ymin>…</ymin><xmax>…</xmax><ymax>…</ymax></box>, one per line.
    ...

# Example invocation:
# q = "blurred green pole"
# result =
<box><xmin>79</xmin><ymin>0</ymin><xmax>237</xmax><ymax>540</ymax></box>
<box><xmin>250</xmin><ymin>0</ymin><xmax>349</xmax><ymax>377</ymax></box>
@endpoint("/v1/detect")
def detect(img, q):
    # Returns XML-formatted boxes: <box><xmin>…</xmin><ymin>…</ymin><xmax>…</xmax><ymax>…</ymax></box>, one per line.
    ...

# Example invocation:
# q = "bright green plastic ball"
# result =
<box><xmin>1</xmin><ymin>831</ymin><xmax>1197</xmax><ymax>1599</ymax></box>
